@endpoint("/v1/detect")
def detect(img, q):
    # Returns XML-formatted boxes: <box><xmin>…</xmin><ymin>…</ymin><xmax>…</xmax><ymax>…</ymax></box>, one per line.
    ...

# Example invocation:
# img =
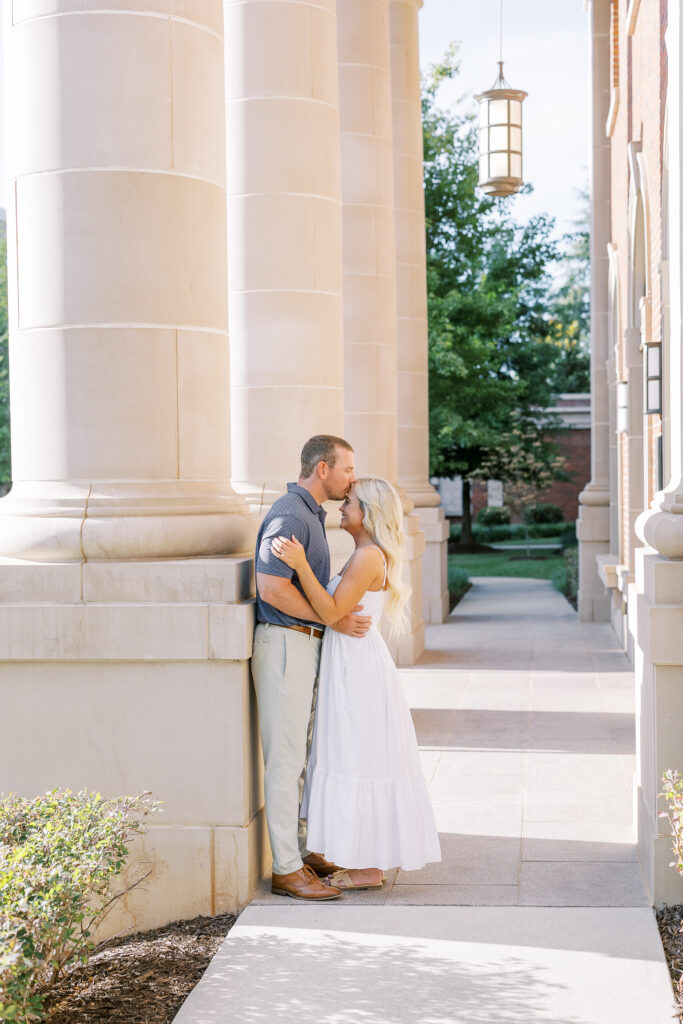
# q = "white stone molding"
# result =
<box><xmin>0</xmin><ymin>0</ymin><xmax>254</xmax><ymax>561</ymax></box>
<box><xmin>637</xmin><ymin>2</ymin><xmax>683</xmax><ymax>557</ymax></box>
<box><xmin>224</xmin><ymin>0</ymin><xmax>346</xmax><ymax>510</ymax></box>
<box><xmin>578</xmin><ymin>0</ymin><xmax>612</xmax><ymax>622</ymax></box>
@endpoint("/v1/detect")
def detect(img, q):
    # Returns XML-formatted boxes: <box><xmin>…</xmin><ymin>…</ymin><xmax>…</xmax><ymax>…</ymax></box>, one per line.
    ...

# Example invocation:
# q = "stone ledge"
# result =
<box><xmin>0</xmin><ymin>555</ymin><xmax>254</xmax><ymax>605</ymax></box>
<box><xmin>0</xmin><ymin>598</ymin><xmax>254</xmax><ymax>661</ymax></box>
<box><xmin>596</xmin><ymin>554</ymin><xmax>620</xmax><ymax>589</ymax></box>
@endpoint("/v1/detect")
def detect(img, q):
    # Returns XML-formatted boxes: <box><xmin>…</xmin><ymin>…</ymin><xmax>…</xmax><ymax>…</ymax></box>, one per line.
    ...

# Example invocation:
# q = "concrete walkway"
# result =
<box><xmin>175</xmin><ymin>578</ymin><xmax>675</xmax><ymax>1023</ymax></box>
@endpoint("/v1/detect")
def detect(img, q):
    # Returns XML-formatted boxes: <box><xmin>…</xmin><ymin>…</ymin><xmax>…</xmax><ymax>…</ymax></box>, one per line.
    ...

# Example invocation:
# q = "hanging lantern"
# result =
<box><xmin>475</xmin><ymin>1</ymin><xmax>527</xmax><ymax>198</ymax></box>
<box><xmin>475</xmin><ymin>61</ymin><xmax>527</xmax><ymax>198</ymax></box>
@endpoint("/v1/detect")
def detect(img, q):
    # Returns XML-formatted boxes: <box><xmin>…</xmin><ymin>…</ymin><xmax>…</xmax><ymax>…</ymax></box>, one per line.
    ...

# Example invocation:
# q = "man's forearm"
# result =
<box><xmin>256</xmin><ymin>574</ymin><xmax>324</xmax><ymax>623</ymax></box>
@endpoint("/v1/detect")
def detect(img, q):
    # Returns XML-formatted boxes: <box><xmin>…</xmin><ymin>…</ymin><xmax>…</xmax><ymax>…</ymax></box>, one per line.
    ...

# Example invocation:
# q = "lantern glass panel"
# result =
<box><xmin>479</xmin><ymin>101</ymin><xmax>489</xmax><ymax>127</ymax></box>
<box><xmin>489</xmin><ymin>125</ymin><xmax>509</xmax><ymax>151</ymax></box>
<box><xmin>510</xmin><ymin>126</ymin><xmax>522</xmax><ymax>152</ymax></box>
<box><xmin>646</xmin><ymin>344</ymin><xmax>661</xmax><ymax>378</ymax></box>
<box><xmin>510</xmin><ymin>99</ymin><xmax>522</xmax><ymax>125</ymax></box>
<box><xmin>490</xmin><ymin>152</ymin><xmax>509</xmax><ymax>177</ymax></box>
<box><xmin>647</xmin><ymin>379</ymin><xmax>661</xmax><ymax>413</ymax></box>
<box><xmin>488</xmin><ymin>98</ymin><xmax>508</xmax><ymax>124</ymax></box>
<box><xmin>479</xmin><ymin>154</ymin><xmax>489</xmax><ymax>181</ymax></box>
<box><xmin>510</xmin><ymin>153</ymin><xmax>522</xmax><ymax>178</ymax></box>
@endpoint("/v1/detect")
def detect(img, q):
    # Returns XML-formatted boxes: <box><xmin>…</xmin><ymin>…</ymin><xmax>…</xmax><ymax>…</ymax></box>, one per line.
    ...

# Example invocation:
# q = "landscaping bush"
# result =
<box><xmin>524</xmin><ymin>503</ymin><xmax>564</xmax><ymax>525</ymax></box>
<box><xmin>659</xmin><ymin>770</ymin><xmax>683</xmax><ymax>876</ymax></box>
<box><xmin>551</xmin><ymin>547</ymin><xmax>578</xmax><ymax>607</ymax></box>
<box><xmin>475</xmin><ymin>506</ymin><xmax>511</xmax><ymax>527</ymax></box>
<box><xmin>559</xmin><ymin>522</ymin><xmax>578</xmax><ymax>549</ymax></box>
<box><xmin>0</xmin><ymin>789</ymin><xmax>159</xmax><ymax>1023</ymax></box>
<box><xmin>450</xmin><ymin>522</ymin><xmax>565</xmax><ymax>544</ymax></box>
<box><xmin>447</xmin><ymin>565</ymin><xmax>471</xmax><ymax>610</ymax></box>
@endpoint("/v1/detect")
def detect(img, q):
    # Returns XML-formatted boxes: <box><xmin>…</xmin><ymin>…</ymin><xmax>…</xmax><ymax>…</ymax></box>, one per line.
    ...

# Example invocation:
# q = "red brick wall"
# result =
<box><xmin>469</xmin><ymin>427</ymin><xmax>591</xmax><ymax>524</ymax></box>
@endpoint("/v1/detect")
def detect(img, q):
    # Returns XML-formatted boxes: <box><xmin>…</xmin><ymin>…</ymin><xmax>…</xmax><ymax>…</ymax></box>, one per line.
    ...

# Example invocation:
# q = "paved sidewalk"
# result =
<box><xmin>175</xmin><ymin>577</ymin><xmax>675</xmax><ymax>1023</ymax></box>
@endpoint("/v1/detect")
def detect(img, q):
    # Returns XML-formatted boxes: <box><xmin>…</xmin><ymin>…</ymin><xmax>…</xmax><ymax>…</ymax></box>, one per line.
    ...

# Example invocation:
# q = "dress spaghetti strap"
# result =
<box><xmin>370</xmin><ymin>544</ymin><xmax>388</xmax><ymax>589</ymax></box>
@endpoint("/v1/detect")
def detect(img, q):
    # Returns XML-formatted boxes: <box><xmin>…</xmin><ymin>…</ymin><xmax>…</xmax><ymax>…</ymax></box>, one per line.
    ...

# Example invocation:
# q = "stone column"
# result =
<box><xmin>337</xmin><ymin>0</ymin><xmax>424</xmax><ymax>663</ymax></box>
<box><xmin>224</xmin><ymin>0</ymin><xmax>346</xmax><ymax>513</ymax></box>
<box><xmin>0</xmin><ymin>1</ymin><xmax>265</xmax><ymax>936</ymax></box>
<box><xmin>632</xmin><ymin>0</ymin><xmax>683</xmax><ymax>904</ymax></box>
<box><xmin>577</xmin><ymin>0</ymin><xmax>612</xmax><ymax>622</ymax></box>
<box><xmin>0</xmin><ymin>1</ymin><xmax>251</xmax><ymax>561</ymax></box>
<box><xmin>389</xmin><ymin>0</ymin><xmax>449</xmax><ymax>625</ymax></box>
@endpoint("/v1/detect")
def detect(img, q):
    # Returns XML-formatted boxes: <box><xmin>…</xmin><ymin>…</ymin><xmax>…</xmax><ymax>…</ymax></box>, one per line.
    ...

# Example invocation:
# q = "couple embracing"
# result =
<box><xmin>252</xmin><ymin>434</ymin><xmax>441</xmax><ymax>900</ymax></box>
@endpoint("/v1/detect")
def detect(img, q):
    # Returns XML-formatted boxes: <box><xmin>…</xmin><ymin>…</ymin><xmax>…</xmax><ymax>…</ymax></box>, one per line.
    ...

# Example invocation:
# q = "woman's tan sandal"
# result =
<box><xmin>323</xmin><ymin>869</ymin><xmax>384</xmax><ymax>891</ymax></box>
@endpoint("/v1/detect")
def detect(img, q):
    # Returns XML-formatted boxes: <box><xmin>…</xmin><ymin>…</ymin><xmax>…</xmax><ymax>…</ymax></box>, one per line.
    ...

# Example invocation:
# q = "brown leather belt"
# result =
<box><xmin>284</xmin><ymin>623</ymin><xmax>324</xmax><ymax>640</ymax></box>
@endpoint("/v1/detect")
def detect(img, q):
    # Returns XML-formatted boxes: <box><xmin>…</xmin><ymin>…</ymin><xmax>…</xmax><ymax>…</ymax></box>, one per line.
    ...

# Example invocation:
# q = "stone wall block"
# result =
<box><xmin>170</xmin><ymin>20</ymin><xmax>227</xmax><ymax>182</ymax></box>
<box><xmin>16</xmin><ymin>172</ymin><xmax>228</xmax><ymax>331</ymax></box>
<box><xmin>229</xmin><ymin>292</ymin><xmax>343</xmax><ymax>389</ymax></box>
<box><xmin>5</xmin><ymin>13</ymin><xmax>171</xmax><ymax>178</ymax></box>
<box><xmin>177</xmin><ymin>331</ymin><xmax>232</xmax><ymax>481</ymax></box>
<box><xmin>13</xmin><ymin>1</ymin><xmax>224</xmax><ymax>30</ymax></box>
<box><xmin>10</xmin><ymin>329</ymin><xmax>178</xmax><ymax>481</ymax></box>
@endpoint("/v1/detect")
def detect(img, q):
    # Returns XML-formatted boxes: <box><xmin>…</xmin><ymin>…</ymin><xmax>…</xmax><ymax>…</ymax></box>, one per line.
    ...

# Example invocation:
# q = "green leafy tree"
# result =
<box><xmin>0</xmin><ymin>227</ymin><xmax>10</xmax><ymax>492</ymax></box>
<box><xmin>424</xmin><ymin>48</ymin><xmax>565</xmax><ymax>543</ymax></box>
<box><xmin>544</xmin><ymin>194</ymin><xmax>591</xmax><ymax>393</ymax></box>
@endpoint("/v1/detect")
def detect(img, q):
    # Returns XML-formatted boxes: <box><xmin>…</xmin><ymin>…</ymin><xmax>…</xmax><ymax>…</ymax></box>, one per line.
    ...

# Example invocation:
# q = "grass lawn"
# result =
<box><xmin>489</xmin><ymin>537</ymin><xmax>562</xmax><ymax>549</ymax></box>
<box><xmin>449</xmin><ymin>550</ymin><xmax>565</xmax><ymax>583</ymax></box>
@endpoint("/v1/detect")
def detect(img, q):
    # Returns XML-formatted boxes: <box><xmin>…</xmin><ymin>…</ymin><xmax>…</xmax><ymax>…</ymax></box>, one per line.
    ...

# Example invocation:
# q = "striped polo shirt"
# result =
<box><xmin>255</xmin><ymin>483</ymin><xmax>331</xmax><ymax>628</ymax></box>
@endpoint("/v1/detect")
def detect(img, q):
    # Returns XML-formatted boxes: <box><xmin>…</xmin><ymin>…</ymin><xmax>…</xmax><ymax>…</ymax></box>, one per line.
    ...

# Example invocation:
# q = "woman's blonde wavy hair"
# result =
<box><xmin>354</xmin><ymin>476</ymin><xmax>411</xmax><ymax>635</ymax></box>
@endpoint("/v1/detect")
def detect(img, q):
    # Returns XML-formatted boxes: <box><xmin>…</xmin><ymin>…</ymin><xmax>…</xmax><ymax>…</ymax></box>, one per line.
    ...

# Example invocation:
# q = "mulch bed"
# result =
<box><xmin>656</xmin><ymin>905</ymin><xmax>683</xmax><ymax>1020</ymax></box>
<box><xmin>42</xmin><ymin>913</ymin><xmax>236</xmax><ymax>1024</ymax></box>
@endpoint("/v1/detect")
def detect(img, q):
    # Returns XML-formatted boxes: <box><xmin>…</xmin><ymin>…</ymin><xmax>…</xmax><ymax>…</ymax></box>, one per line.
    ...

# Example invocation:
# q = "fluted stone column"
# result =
<box><xmin>0</xmin><ymin>1</ymin><xmax>266</xmax><ymax>936</ymax></box>
<box><xmin>389</xmin><ymin>0</ymin><xmax>449</xmax><ymax>625</ymax></box>
<box><xmin>225</xmin><ymin>0</ymin><xmax>346</xmax><ymax>518</ymax></box>
<box><xmin>1</xmin><ymin>1</ymin><xmax>251</xmax><ymax>561</ymax></box>
<box><xmin>337</xmin><ymin>0</ymin><xmax>424</xmax><ymax>663</ymax></box>
<box><xmin>632</xmin><ymin>0</ymin><xmax>683</xmax><ymax>905</ymax></box>
<box><xmin>578</xmin><ymin>0</ymin><xmax>612</xmax><ymax>621</ymax></box>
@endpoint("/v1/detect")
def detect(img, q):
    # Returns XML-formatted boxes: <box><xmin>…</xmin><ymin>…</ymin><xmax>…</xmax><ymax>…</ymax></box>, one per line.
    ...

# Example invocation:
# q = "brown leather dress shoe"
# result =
<box><xmin>303</xmin><ymin>852</ymin><xmax>345</xmax><ymax>878</ymax></box>
<box><xmin>271</xmin><ymin>864</ymin><xmax>341</xmax><ymax>900</ymax></box>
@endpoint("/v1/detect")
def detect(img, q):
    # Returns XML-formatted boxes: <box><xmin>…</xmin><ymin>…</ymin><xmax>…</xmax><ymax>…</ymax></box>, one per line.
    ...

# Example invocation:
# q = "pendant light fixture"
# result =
<box><xmin>475</xmin><ymin>0</ymin><xmax>527</xmax><ymax>197</ymax></box>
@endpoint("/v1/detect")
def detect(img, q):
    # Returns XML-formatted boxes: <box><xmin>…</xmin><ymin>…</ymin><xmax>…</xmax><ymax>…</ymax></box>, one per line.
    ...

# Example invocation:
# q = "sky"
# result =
<box><xmin>419</xmin><ymin>0</ymin><xmax>590</xmax><ymax>239</ymax></box>
<box><xmin>0</xmin><ymin>0</ymin><xmax>589</xmax><ymax>235</ymax></box>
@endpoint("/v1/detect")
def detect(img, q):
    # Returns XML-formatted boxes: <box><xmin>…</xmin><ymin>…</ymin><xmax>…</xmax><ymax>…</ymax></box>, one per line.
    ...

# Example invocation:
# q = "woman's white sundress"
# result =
<box><xmin>301</xmin><ymin>549</ymin><xmax>442</xmax><ymax>871</ymax></box>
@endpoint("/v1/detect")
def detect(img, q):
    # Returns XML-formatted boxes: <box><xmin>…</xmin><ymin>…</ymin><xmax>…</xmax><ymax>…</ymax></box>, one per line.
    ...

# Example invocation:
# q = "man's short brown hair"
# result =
<box><xmin>300</xmin><ymin>434</ymin><xmax>354</xmax><ymax>478</ymax></box>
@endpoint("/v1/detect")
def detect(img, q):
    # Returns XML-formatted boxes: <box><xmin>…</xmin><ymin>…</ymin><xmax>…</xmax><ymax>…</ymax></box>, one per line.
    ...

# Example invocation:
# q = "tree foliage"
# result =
<box><xmin>423</xmin><ymin>48</ymin><xmax>587</xmax><ymax>539</ymax></box>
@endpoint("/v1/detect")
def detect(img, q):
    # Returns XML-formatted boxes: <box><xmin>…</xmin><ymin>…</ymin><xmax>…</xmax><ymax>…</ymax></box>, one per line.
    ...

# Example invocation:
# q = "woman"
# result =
<box><xmin>272</xmin><ymin>476</ymin><xmax>441</xmax><ymax>891</ymax></box>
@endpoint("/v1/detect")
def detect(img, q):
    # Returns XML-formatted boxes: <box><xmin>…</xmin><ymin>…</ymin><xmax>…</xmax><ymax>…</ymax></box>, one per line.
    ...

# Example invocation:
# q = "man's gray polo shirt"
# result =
<box><xmin>255</xmin><ymin>483</ymin><xmax>331</xmax><ymax>628</ymax></box>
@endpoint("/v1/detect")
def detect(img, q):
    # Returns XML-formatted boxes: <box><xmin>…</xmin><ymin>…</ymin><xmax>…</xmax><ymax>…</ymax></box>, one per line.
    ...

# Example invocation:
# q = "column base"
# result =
<box><xmin>576</xmin><ymin>498</ymin><xmax>611</xmax><ymax>622</ymax></box>
<box><xmin>0</xmin><ymin>556</ymin><xmax>267</xmax><ymax>935</ymax></box>
<box><xmin>414</xmin><ymin>504</ymin><xmax>449</xmax><ymax>624</ymax></box>
<box><xmin>0</xmin><ymin>482</ymin><xmax>257</xmax><ymax>561</ymax></box>
<box><xmin>629</xmin><ymin>548</ymin><xmax>683</xmax><ymax>905</ymax></box>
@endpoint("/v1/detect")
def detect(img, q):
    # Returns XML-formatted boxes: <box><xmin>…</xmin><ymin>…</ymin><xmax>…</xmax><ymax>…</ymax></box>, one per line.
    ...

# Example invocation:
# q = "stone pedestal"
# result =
<box><xmin>0</xmin><ymin>558</ymin><xmax>268</xmax><ymax>936</ymax></box>
<box><xmin>629</xmin><ymin>550</ymin><xmax>683</xmax><ymax>905</ymax></box>
<box><xmin>416</xmin><ymin>505</ymin><xmax>449</xmax><ymax>623</ymax></box>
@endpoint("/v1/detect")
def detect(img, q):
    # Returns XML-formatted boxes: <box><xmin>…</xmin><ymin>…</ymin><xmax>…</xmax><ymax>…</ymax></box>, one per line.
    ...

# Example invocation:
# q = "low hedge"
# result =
<box><xmin>0</xmin><ymin>789</ymin><xmax>159</xmax><ymax>1023</ymax></box>
<box><xmin>450</xmin><ymin>522</ymin><xmax>569</xmax><ymax>543</ymax></box>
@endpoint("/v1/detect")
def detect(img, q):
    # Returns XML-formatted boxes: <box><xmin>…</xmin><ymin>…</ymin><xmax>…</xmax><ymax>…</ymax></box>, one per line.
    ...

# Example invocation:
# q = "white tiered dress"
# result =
<box><xmin>301</xmin><ymin>553</ymin><xmax>442</xmax><ymax>871</ymax></box>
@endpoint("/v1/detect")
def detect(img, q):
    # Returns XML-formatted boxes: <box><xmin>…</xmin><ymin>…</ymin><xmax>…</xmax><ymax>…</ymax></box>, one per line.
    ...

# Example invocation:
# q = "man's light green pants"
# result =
<box><xmin>251</xmin><ymin>622</ymin><xmax>322</xmax><ymax>876</ymax></box>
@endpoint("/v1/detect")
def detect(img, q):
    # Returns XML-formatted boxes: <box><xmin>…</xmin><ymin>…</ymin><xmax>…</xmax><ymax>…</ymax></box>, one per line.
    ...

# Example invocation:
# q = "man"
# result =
<box><xmin>252</xmin><ymin>434</ymin><xmax>370</xmax><ymax>900</ymax></box>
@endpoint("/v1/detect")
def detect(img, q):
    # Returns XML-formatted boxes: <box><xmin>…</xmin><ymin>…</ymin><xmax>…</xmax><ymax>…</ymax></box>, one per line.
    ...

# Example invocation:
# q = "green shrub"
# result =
<box><xmin>659</xmin><ymin>770</ymin><xmax>683</xmax><ymax>876</ymax></box>
<box><xmin>559</xmin><ymin>522</ymin><xmax>578</xmax><ymax>549</ymax></box>
<box><xmin>475</xmin><ymin>506</ymin><xmax>511</xmax><ymax>526</ymax></box>
<box><xmin>524</xmin><ymin>503</ymin><xmax>564</xmax><ymax>525</ymax></box>
<box><xmin>0</xmin><ymin>789</ymin><xmax>159</xmax><ymax>1023</ymax></box>
<box><xmin>450</xmin><ymin>521</ymin><xmax>565</xmax><ymax>544</ymax></box>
